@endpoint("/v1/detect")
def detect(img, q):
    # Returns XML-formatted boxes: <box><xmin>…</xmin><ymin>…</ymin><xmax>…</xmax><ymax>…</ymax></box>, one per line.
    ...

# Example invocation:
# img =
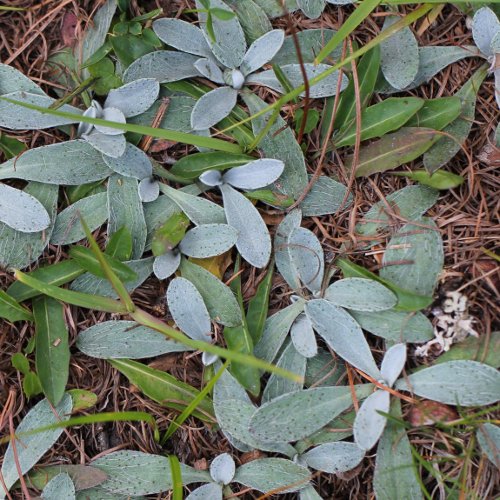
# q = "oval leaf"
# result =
<box><xmin>103</xmin><ymin>143</ymin><xmax>153</xmax><ymax>179</ymax></box>
<box><xmin>302</xmin><ymin>442</ymin><xmax>365</xmax><ymax>473</ymax></box>
<box><xmin>76</xmin><ymin>320</ymin><xmax>190</xmax><ymax>359</ymax></box>
<box><xmin>210</xmin><ymin>453</ymin><xmax>235</xmax><ymax>485</ymax></box>
<box><xmin>138</xmin><ymin>177</ymin><xmax>160</xmax><ymax>203</ymax></box>
<box><xmin>290</xmin><ymin>313</ymin><xmax>317</xmax><ymax>359</ymax></box>
<box><xmin>240</xmin><ymin>29</ymin><xmax>285</xmax><ymax>75</ymax></box>
<box><xmin>104</xmin><ymin>78</ymin><xmax>159</xmax><ymax>117</ymax></box>
<box><xmin>220</xmin><ymin>183</ymin><xmax>271</xmax><ymax>268</ymax></box>
<box><xmin>380</xmin><ymin>343</ymin><xmax>407</xmax><ymax>388</ymax></box>
<box><xmin>0</xmin><ymin>183</ymin><xmax>50</xmax><ymax>233</ymax></box>
<box><xmin>305</xmin><ymin>299</ymin><xmax>381</xmax><ymax>380</ymax></box>
<box><xmin>324</xmin><ymin>278</ymin><xmax>397</xmax><ymax>312</ymax></box>
<box><xmin>222</xmin><ymin>159</ymin><xmax>285</xmax><ymax>190</ymax></box>
<box><xmin>186</xmin><ymin>483</ymin><xmax>223</xmax><ymax>500</ymax></box>
<box><xmin>353</xmin><ymin>389</ymin><xmax>391</xmax><ymax>451</ymax></box>
<box><xmin>395</xmin><ymin>360</ymin><xmax>500</xmax><ymax>407</ymax></box>
<box><xmin>167</xmin><ymin>277</ymin><xmax>212</xmax><ymax>342</ymax></box>
<box><xmin>179</xmin><ymin>224</ymin><xmax>237</xmax><ymax>258</ymax></box>
<box><xmin>153</xmin><ymin>251</ymin><xmax>181</xmax><ymax>280</ymax></box>
<box><xmin>41</xmin><ymin>472</ymin><xmax>75</xmax><ymax>500</ymax></box>
<box><xmin>191</xmin><ymin>86</ymin><xmax>238</xmax><ymax>131</ymax></box>
<box><xmin>476</xmin><ymin>423</ymin><xmax>500</xmax><ymax>467</ymax></box>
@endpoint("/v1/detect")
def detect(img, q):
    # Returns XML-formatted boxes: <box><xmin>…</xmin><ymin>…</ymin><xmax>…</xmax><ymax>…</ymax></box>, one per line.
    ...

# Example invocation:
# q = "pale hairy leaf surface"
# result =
<box><xmin>290</xmin><ymin>313</ymin><xmax>318</xmax><ymax>359</ymax></box>
<box><xmin>472</xmin><ymin>7</ymin><xmax>500</xmax><ymax>57</ymax></box>
<box><xmin>476</xmin><ymin>423</ymin><xmax>500</xmax><ymax>467</ymax></box>
<box><xmin>179</xmin><ymin>224</ymin><xmax>237</xmax><ymax>258</ymax></box>
<box><xmin>380</xmin><ymin>343</ymin><xmax>406</xmax><ymax>388</ymax></box>
<box><xmin>353</xmin><ymin>389</ymin><xmax>390</xmax><ymax>451</ymax></box>
<box><xmin>300</xmin><ymin>176</ymin><xmax>352</xmax><ymax>216</ymax></box>
<box><xmin>83</xmin><ymin>130</ymin><xmax>127</xmax><ymax>158</ymax></box>
<box><xmin>186</xmin><ymin>483</ymin><xmax>222</xmax><ymax>500</ymax></box>
<box><xmin>153</xmin><ymin>251</ymin><xmax>181</xmax><ymax>280</ymax></box>
<box><xmin>194</xmin><ymin>58</ymin><xmax>225</xmax><ymax>83</ymax></box>
<box><xmin>240</xmin><ymin>29</ymin><xmax>285</xmax><ymax>75</ymax></box>
<box><xmin>103</xmin><ymin>143</ymin><xmax>153</xmax><ymax>179</ymax></box>
<box><xmin>297</xmin><ymin>0</ymin><xmax>325</xmax><ymax>19</ymax></box>
<box><xmin>41</xmin><ymin>472</ymin><xmax>75</xmax><ymax>500</ymax></box>
<box><xmin>104</xmin><ymin>79</ymin><xmax>159</xmax><ymax>117</ymax></box>
<box><xmin>302</xmin><ymin>442</ymin><xmax>365</xmax><ymax>473</ymax></box>
<box><xmin>191</xmin><ymin>86</ymin><xmax>238</xmax><ymax>131</ymax></box>
<box><xmin>138</xmin><ymin>177</ymin><xmax>160</xmax><ymax>203</ymax></box>
<box><xmin>0</xmin><ymin>63</ymin><xmax>45</xmax><ymax>95</ymax></box>
<box><xmin>210</xmin><ymin>453</ymin><xmax>236</xmax><ymax>485</ymax></box>
<box><xmin>222</xmin><ymin>159</ymin><xmax>284</xmax><ymax>190</ymax></box>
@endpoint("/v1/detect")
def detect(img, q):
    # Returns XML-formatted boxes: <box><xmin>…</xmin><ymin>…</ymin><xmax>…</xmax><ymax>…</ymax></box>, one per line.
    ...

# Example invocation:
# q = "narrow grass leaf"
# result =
<box><xmin>0</xmin><ymin>290</ymin><xmax>33</xmax><ymax>322</ymax></box>
<box><xmin>334</xmin><ymin>97</ymin><xmax>423</xmax><ymax>148</ymax></box>
<box><xmin>246</xmin><ymin>262</ymin><xmax>274</xmax><ymax>343</ymax></box>
<box><xmin>324</xmin><ymin>278</ymin><xmax>397</xmax><ymax>312</ymax></box>
<box><xmin>170</xmin><ymin>152</ymin><xmax>254</xmax><ymax>180</ymax></box>
<box><xmin>76</xmin><ymin>320</ymin><xmax>190</xmax><ymax>359</ymax></box>
<box><xmin>349</xmin><ymin>128</ymin><xmax>439</xmax><ymax>177</ymax></box>
<box><xmin>168</xmin><ymin>455</ymin><xmax>183</xmax><ymax>500</ymax></box>
<box><xmin>7</xmin><ymin>260</ymin><xmax>84</xmax><ymax>302</ymax></box>
<box><xmin>0</xmin><ymin>395</ymin><xmax>72</xmax><ymax>495</ymax></box>
<box><xmin>14</xmin><ymin>270</ymin><xmax>127</xmax><ymax>313</ymax></box>
<box><xmin>109</xmin><ymin>359</ymin><xmax>215</xmax><ymax>420</ymax></box>
<box><xmin>305</xmin><ymin>299</ymin><xmax>381</xmax><ymax>379</ymax></box>
<box><xmin>34</xmin><ymin>297</ymin><xmax>69</xmax><ymax>405</ymax></box>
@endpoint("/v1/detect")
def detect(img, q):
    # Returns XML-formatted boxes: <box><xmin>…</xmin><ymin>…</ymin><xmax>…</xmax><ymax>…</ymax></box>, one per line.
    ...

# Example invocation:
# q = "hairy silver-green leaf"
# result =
<box><xmin>0</xmin><ymin>63</ymin><xmax>44</xmax><ymax>95</ymax></box>
<box><xmin>51</xmin><ymin>193</ymin><xmax>108</xmax><ymax>245</ymax></box>
<box><xmin>254</xmin><ymin>299</ymin><xmax>305</xmax><ymax>363</ymax></box>
<box><xmin>243</xmin><ymin>93</ymin><xmax>307</xmax><ymax>199</ymax></box>
<box><xmin>210</xmin><ymin>453</ymin><xmax>235</xmax><ymax>485</ymax></box>
<box><xmin>373</xmin><ymin>399</ymin><xmax>422</xmax><ymax>500</ymax></box>
<box><xmin>1</xmin><ymin>395</ymin><xmax>73</xmax><ymax>495</ymax></box>
<box><xmin>300</xmin><ymin>176</ymin><xmax>352</xmax><ymax>216</ymax></box>
<box><xmin>83</xmin><ymin>130</ymin><xmax>126</xmax><ymax>158</ymax></box>
<box><xmin>0</xmin><ymin>184</ymin><xmax>50</xmax><ymax>233</ymax></box>
<box><xmin>472</xmin><ymin>7</ymin><xmax>500</xmax><ymax>58</ymax></box>
<box><xmin>305</xmin><ymin>299</ymin><xmax>381</xmax><ymax>379</ymax></box>
<box><xmin>262</xmin><ymin>341</ymin><xmax>307</xmax><ymax>403</ymax></box>
<box><xmin>0</xmin><ymin>92</ymin><xmax>80</xmax><ymax>129</ymax></box>
<box><xmin>240</xmin><ymin>29</ymin><xmax>285</xmax><ymax>75</ymax></box>
<box><xmin>191</xmin><ymin>86</ymin><xmax>238</xmax><ymax>130</ymax></box>
<box><xmin>0</xmin><ymin>182</ymin><xmax>57</xmax><ymax>270</ymax></box>
<box><xmin>302</xmin><ymin>442</ymin><xmax>365</xmax><ymax>473</ymax></box>
<box><xmin>104</xmin><ymin>79</ymin><xmax>159</xmax><ymax>118</ymax></box>
<box><xmin>153</xmin><ymin>251</ymin><xmax>181</xmax><ymax>280</ymax></box>
<box><xmin>196</xmin><ymin>0</ymin><xmax>247</xmax><ymax>69</ymax></box>
<box><xmin>297</xmin><ymin>0</ymin><xmax>325</xmax><ymax>19</ymax></box>
<box><xmin>423</xmin><ymin>66</ymin><xmax>488</xmax><ymax>172</ymax></box>
<box><xmin>160</xmin><ymin>184</ymin><xmax>226</xmax><ymax>225</ymax></box>
<box><xmin>233</xmin><ymin>458</ymin><xmax>310</xmax><ymax>493</ymax></box>
<box><xmin>76</xmin><ymin>320</ymin><xmax>189</xmax><ymax>359</ymax></box>
<box><xmin>153</xmin><ymin>18</ymin><xmax>213</xmax><ymax>58</ymax></box>
<box><xmin>353</xmin><ymin>389</ymin><xmax>390</xmax><ymax>450</ymax></box>
<box><xmin>186</xmin><ymin>483</ymin><xmax>222</xmax><ymax>500</ymax></box>
<box><xmin>167</xmin><ymin>277</ymin><xmax>212</xmax><ymax>341</ymax></box>
<box><xmin>324</xmin><ymin>278</ymin><xmax>397</xmax><ymax>312</ymax></box>
<box><xmin>248</xmin><ymin>63</ymin><xmax>348</xmax><ymax>98</ymax></box>
<box><xmin>123</xmin><ymin>51</ymin><xmax>201</xmax><ymax>84</ymax></box>
<box><xmin>381</xmin><ymin>343</ymin><xmax>406</xmax><ymax>388</ymax></box>
<box><xmin>107</xmin><ymin>174</ymin><xmax>146</xmax><ymax>259</ymax></box>
<box><xmin>220</xmin><ymin>183</ymin><xmax>271</xmax><ymax>268</ymax></box>
<box><xmin>194</xmin><ymin>58</ymin><xmax>225</xmax><ymax>83</ymax></box>
<box><xmin>355</xmin><ymin>185</ymin><xmax>439</xmax><ymax>241</ymax></box>
<box><xmin>249</xmin><ymin>385</ymin><xmax>373</xmax><ymax>443</ymax></box>
<box><xmin>222</xmin><ymin>159</ymin><xmax>284</xmax><ymax>190</ymax></box>
<box><xmin>179</xmin><ymin>224</ymin><xmax>237</xmax><ymax>258</ymax></box>
<box><xmin>476</xmin><ymin>423</ymin><xmax>500</xmax><ymax>467</ymax></box>
<box><xmin>102</xmin><ymin>143</ymin><xmax>153</xmax><ymax>180</ymax></box>
<box><xmin>225</xmin><ymin>0</ymin><xmax>272</xmax><ymax>41</ymax></box>
<box><xmin>290</xmin><ymin>313</ymin><xmax>317</xmax><ymax>359</ymax></box>
<box><xmin>41</xmin><ymin>472</ymin><xmax>75</xmax><ymax>500</ymax></box>
<box><xmin>349</xmin><ymin>309</ymin><xmax>433</xmax><ymax>343</ymax></box>
<box><xmin>0</xmin><ymin>140</ymin><xmax>112</xmax><ymax>184</ymax></box>
<box><xmin>275</xmin><ymin>209</ymin><xmax>303</xmax><ymax>290</ymax></box>
<box><xmin>70</xmin><ymin>258</ymin><xmax>153</xmax><ymax>297</ymax></box>
<box><xmin>395</xmin><ymin>360</ymin><xmax>500</xmax><ymax>406</ymax></box>
<box><xmin>288</xmin><ymin>227</ymin><xmax>324</xmax><ymax>293</ymax></box>
<box><xmin>272</xmin><ymin>29</ymin><xmax>342</xmax><ymax>66</ymax></box>
<box><xmin>180</xmin><ymin>259</ymin><xmax>242</xmax><ymax>327</ymax></box>
<box><xmin>379</xmin><ymin>217</ymin><xmax>443</xmax><ymax>297</ymax></box>
<box><xmin>90</xmin><ymin>450</ymin><xmax>211</xmax><ymax>495</ymax></box>
<box><xmin>138</xmin><ymin>177</ymin><xmax>160</xmax><ymax>203</ymax></box>
<box><xmin>380</xmin><ymin>16</ymin><xmax>419</xmax><ymax>90</ymax></box>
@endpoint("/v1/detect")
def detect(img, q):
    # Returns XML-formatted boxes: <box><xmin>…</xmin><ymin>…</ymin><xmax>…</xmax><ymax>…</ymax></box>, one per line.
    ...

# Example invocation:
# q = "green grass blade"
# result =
<box><xmin>163</xmin><ymin>360</ymin><xmax>230</xmax><ymax>443</ymax></box>
<box><xmin>0</xmin><ymin>96</ymin><xmax>242</xmax><ymax>153</ymax></box>
<box><xmin>80</xmin><ymin>217</ymin><xmax>135</xmax><ymax>312</ymax></box>
<box><xmin>168</xmin><ymin>455</ymin><xmax>183</xmax><ymax>500</ymax></box>
<box><xmin>13</xmin><ymin>271</ymin><xmax>127</xmax><ymax>313</ymax></box>
<box><xmin>0</xmin><ymin>290</ymin><xmax>33</xmax><ymax>322</ymax></box>
<box><xmin>131</xmin><ymin>308</ymin><xmax>302</xmax><ymax>382</ymax></box>
<box><xmin>315</xmin><ymin>0</ymin><xmax>381</xmax><ymax>64</ymax></box>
